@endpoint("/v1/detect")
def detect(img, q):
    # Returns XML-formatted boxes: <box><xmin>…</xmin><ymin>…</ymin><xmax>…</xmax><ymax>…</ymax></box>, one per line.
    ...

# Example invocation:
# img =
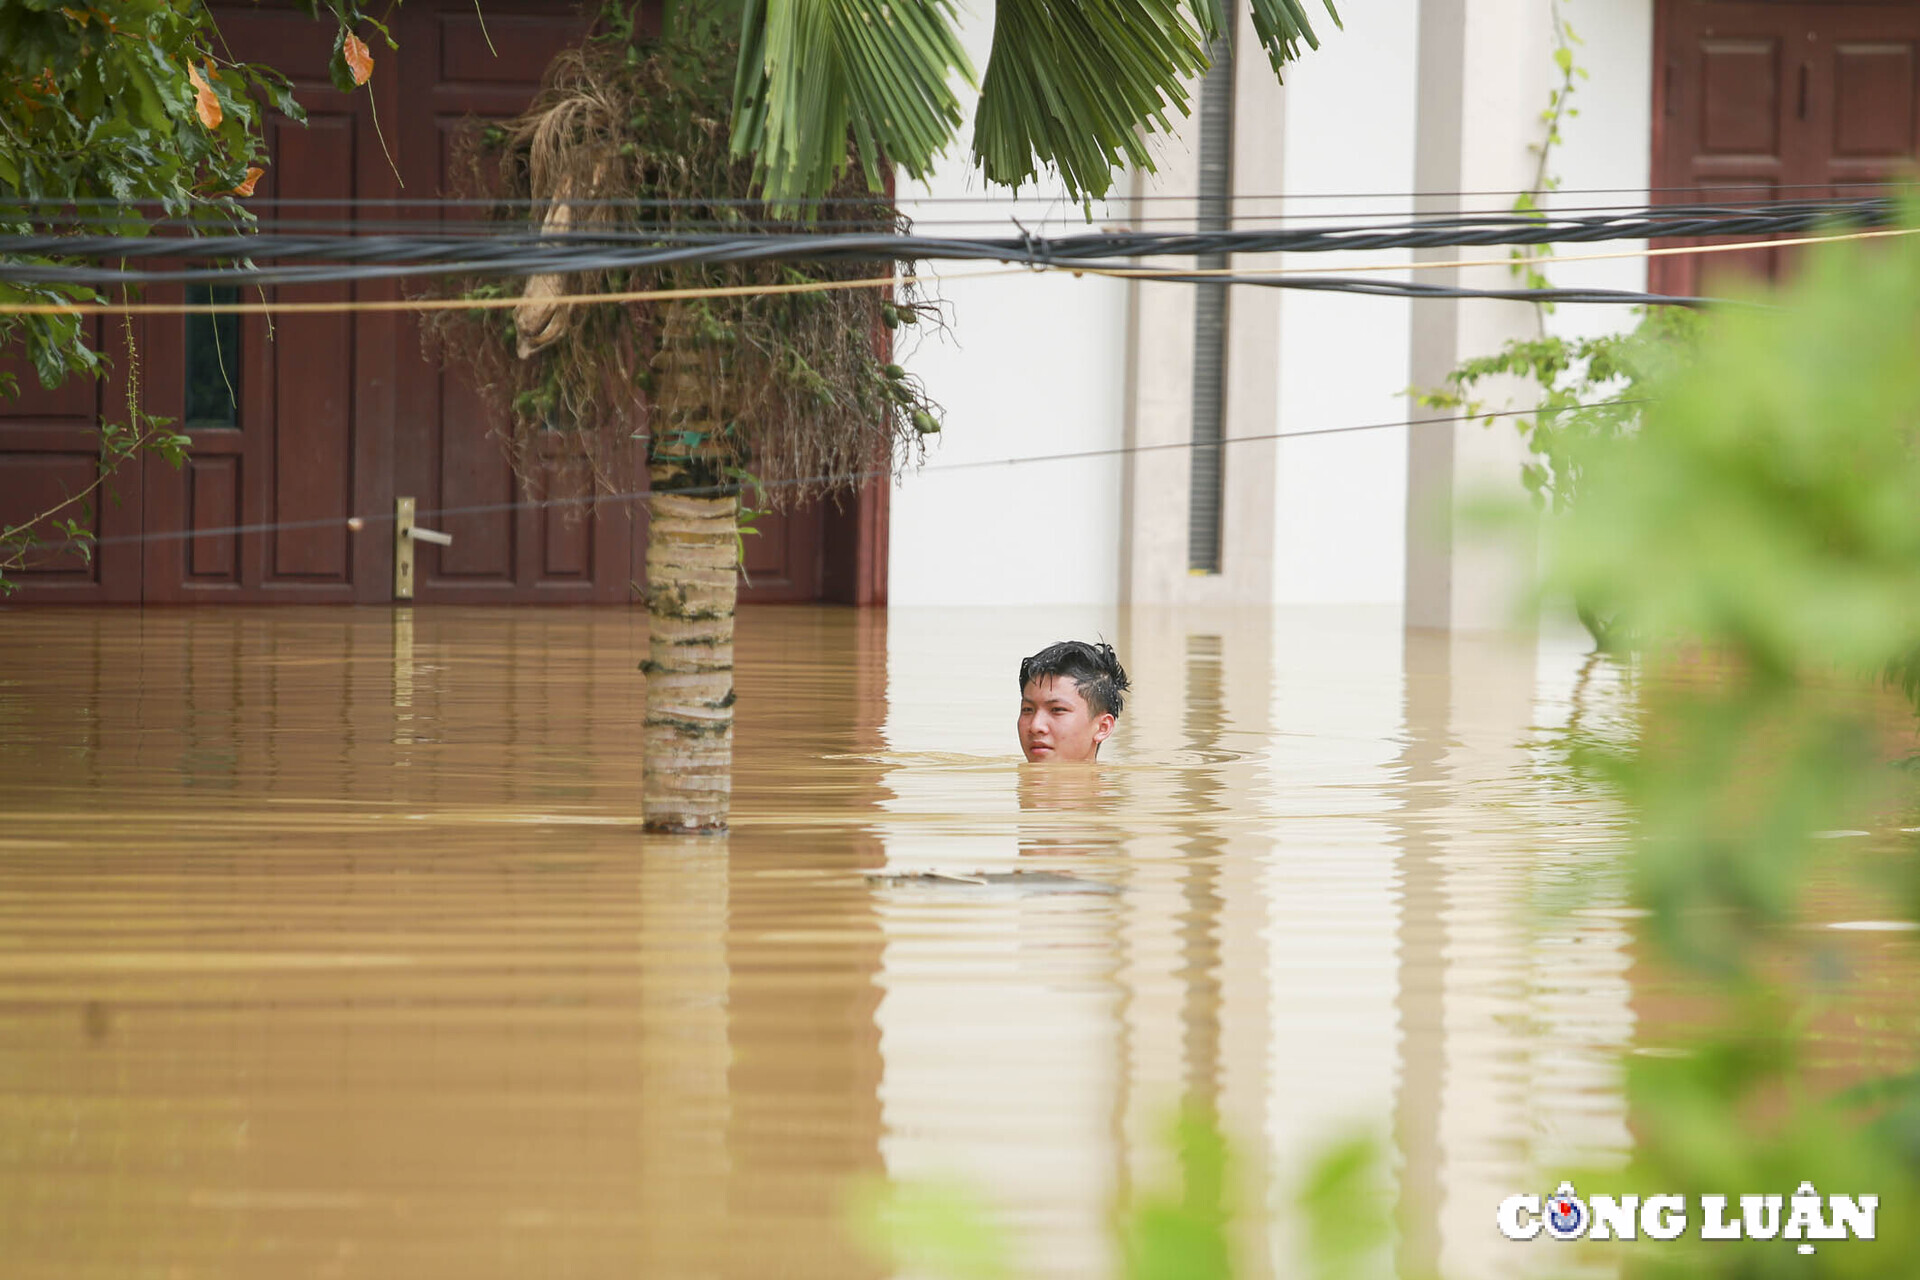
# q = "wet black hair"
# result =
<box><xmin>1018</xmin><ymin>640</ymin><xmax>1131</xmax><ymax>719</ymax></box>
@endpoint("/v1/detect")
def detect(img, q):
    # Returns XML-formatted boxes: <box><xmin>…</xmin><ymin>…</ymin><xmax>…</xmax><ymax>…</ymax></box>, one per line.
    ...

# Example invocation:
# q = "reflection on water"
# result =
<box><xmin>0</xmin><ymin>604</ymin><xmax>1909</xmax><ymax>1279</ymax></box>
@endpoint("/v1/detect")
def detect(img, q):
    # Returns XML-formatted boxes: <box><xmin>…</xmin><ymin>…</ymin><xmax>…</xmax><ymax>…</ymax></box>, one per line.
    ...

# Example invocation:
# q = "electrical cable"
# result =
<box><xmin>21</xmin><ymin>398</ymin><xmax>1645</xmax><ymax>556</ymax></box>
<box><xmin>3</xmin><ymin>219</ymin><xmax>1887</xmax><ymax>318</ymax></box>
<box><xmin>5</xmin><ymin>192</ymin><xmax>1887</xmax><ymax>235</ymax></box>
<box><xmin>0</xmin><ymin>197</ymin><xmax>1894</xmax><ymax>291</ymax></box>
<box><xmin>7</xmin><ymin>177</ymin><xmax>1917</xmax><ymax>207</ymax></box>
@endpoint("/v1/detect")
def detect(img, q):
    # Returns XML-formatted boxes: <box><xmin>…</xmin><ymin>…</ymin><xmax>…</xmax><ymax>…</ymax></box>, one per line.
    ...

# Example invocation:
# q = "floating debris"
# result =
<box><xmin>866</xmin><ymin>869</ymin><xmax>1120</xmax><ymax>895</ymax></box>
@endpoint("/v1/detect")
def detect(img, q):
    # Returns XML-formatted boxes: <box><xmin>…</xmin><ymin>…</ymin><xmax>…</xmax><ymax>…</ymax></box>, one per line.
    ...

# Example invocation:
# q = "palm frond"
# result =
<box><xmin>731</xmin><ymin>0</ymin><xmax>974</xmax><ymax>212</ymax></box>
<box><xmin>974</xmin><ymin>0</ymin><xmax>1342</xmax><ymax>203</ymax></box>
<box><xmin>973</xmin><ymin>0</ymin><xmax>1211</xmax><ymax>200</ymax></box>
<box><xmin>1187</xmin><ymin>0</ymin><xmax>1228</xmax><ymax>40</ymax></box>
<box><xmin>1247</xmin><ymin>0</ymin><xmax>1341</xmax><ymax>74</ymax></box>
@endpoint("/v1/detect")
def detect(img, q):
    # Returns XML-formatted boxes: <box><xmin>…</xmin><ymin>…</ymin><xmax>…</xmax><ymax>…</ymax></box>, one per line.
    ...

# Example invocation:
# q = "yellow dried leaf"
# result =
<box><xmin>343</xmin><ymin>33</ymin><xmax>373</xmax><ymax>86</ymax></box>
<box><xmin>231</xmin><ymin>167</ymin><xmax>264</xmax><ymax>198</ymax></box>
<box><xmin>188</xmin><ymin>61</ymin><xmax>220</xmax><ymax>129</ymax></box>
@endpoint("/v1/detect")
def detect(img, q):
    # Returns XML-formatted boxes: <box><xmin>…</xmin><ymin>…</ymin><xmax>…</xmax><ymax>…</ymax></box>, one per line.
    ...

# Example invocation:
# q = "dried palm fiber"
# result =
<box><xmin>424</xmin><ymin>21</ymin><xmax>944</xmax><ymax>832</ymax></box>
<box><xmin>426</xmin><ymin>32</ymin><xmax>941</xmax><ymax>509</ymax></box>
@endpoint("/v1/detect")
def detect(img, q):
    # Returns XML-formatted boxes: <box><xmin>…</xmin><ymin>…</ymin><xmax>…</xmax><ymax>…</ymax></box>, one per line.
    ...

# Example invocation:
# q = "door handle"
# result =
<box><xmin>393</xmin><ymin>496</ymin><xmax>452</xmax><ymax>600</ymax></box>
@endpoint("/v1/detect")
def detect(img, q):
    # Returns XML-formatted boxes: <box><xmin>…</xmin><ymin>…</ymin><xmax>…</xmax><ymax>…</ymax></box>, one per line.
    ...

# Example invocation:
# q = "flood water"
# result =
<box><xmin>1</xmin><ymin>605</ymin><xmax>1913</xmax><ymax>1279</ymax></box>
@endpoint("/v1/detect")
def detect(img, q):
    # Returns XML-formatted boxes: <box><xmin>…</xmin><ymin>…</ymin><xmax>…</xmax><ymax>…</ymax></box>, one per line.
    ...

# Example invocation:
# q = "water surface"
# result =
<box><xmin>0</xmin><ymin>605</ymin><xmax>1911</xmax><ymax>1278</ymax></box>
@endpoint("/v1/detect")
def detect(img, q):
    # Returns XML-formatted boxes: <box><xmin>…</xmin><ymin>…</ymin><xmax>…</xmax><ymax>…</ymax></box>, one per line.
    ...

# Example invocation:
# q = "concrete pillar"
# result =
<box><xmin>1121</xmin><ymin>3</ymin><xmax>1285</xmax><ymax>607</ymax></box>
<box><xmin>1404</xmin><ymin>0</ymin><xmax>1553</xmax><ymax>631</ymax></box>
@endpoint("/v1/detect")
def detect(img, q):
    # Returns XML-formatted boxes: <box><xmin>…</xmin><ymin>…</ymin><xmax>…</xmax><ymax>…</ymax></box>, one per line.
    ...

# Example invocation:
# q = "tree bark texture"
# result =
<box><xmin>642</xmin><ymin>489</ymin><xmax>736</xmax><ymax>831</ymax></box>
<box><xmin>643</xmin><ymin>306</ymin><xmax>737</xmax><ymax>833</ymax></box>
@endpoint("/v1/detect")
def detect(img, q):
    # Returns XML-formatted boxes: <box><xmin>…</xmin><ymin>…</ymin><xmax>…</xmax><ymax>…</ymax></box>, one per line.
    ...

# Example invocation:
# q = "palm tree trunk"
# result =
<box><xmin>643</xmin><ymin>306</ymin><xmax>737</xmax><ymax>833</ymax></box>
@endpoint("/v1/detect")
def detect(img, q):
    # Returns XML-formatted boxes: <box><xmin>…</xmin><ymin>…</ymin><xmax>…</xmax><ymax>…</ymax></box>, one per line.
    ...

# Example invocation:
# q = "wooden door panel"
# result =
<box><xmin>429</xmin><ymin>371</ymin><xmax>517</xmax><ymax>582</ymax></box>
<box><xmin>438</xmin><ymin>8</ymin><xmax>586</xmax><ymax>84</ymax></box>
<box><xmin>0</xmin><ymin>322</ymin><xmax>144</xmax><ymax>602</ymax></box>
<box><xmin>391</xmin><ymin>0</ymin><xmax>642</xmax><ymax>603</ymax></box>
<box><xmin>137</xmin><ymin>4</ymin><xmax>398</xmax><ymax>602</ymax></box>
<box><xmin>1654</xmin><ymin>2</ymin><xmax>1920</xmax><ymax>297</ymax></box>
<box><xmin>1700</xmin><ymin>38</ymin><xmax>1782</xmax><ymax>156</ymax></box>
<box><xmin>186</xmin><ymin>455</ymin><xmax>242</xmax><ymax>582</ymax></box>
<box><xmin>1833</xmin><ymin>43</ymin><xmax>1915</xmax><ymax>157</ymax></box>
<box><xmin>740</xmin><ymin>506</ymin><xmax>824</xmax><ymax>602</ymax></box>
<box><xmin>268</xmin><ymin>114</ymin><xmax>357</xmax><ymax>585</ymax></box>
<box><xmin>141</xmin><ymin>275</ymin><xmax>255</xmax><ymax>598</ymax></box>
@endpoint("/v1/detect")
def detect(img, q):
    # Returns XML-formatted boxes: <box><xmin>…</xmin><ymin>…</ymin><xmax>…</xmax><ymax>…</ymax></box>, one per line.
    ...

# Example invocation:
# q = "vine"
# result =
<box><xmin>1414</xmin><ymin>0</ymin><xmax>1702</xmax><ymax>645</ymax></box>
<box><xmin>1509</xmin><ymin>0</ymin><xmax>1587</xmax><ymax>313</ymax></box>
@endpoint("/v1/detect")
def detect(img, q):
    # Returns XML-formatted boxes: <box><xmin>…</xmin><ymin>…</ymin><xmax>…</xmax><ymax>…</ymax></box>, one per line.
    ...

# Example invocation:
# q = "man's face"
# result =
<box><xmin>1018</xmin><ymin>676</ymin><xmax>1115</xmax><ymax>763</ymax></box>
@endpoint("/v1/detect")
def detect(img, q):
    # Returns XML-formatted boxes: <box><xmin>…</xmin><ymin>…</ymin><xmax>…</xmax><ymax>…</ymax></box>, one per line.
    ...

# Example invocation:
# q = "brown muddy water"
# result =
<box><xmin>0</xmin><ymin>605</ymin><xmax>1913</xmax><ymax>1280</ymax></box>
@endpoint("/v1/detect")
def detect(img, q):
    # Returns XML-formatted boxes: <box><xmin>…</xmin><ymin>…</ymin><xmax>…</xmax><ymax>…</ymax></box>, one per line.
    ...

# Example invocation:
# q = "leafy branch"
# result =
<box><xmin>1</xmin><ymin>1</ymin><xmax>397</xmax><ymax>591</ymax></box>
<box><xmin>0</xmin><ymin>314</ymin><xmax>188</xmax><ymax>593</ymax></box>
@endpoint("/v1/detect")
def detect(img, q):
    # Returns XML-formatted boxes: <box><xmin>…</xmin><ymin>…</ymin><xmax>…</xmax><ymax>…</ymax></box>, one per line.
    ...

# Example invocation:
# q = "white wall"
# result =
<box><xmin>1271</xmin><ymin>0</ymin><xmax>1423</xmax><ymax>605</ymax></box>
<box><xmin>885</xmin><ymin>0</ymin><xmax>1658</xmax><ymax>621</ymax></box>
<box><xmin>888</xmin><ymin>3</ymin><xmax>1130</xmax><ymax>607</ymax></box>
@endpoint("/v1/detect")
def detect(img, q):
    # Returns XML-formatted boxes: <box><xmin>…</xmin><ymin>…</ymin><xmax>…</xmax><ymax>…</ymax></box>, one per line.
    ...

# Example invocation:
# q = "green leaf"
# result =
<box><xmin>732</xmin><ymin>0</ymin><xmax>974</xmax><ymax>212</ymax></box>
<box><xmin>330</xmin><ymin>25</ymin><xmax>358</xmax><ymax>93</ymax></box>
<box><xmin>1187</xmin><ymin>0</ymin><xmax>1228</xmax><ymax>41</ymax></box>
<box><xmin>975</xmin><ymin>0</ymin><xmax>1210</xmax><ymax>199</ymax></box>
<box><xmin>1246</xmin><ymin>0</ymin><xmax>1338</xmax><ymax>76</ymax></box>
<box><xmin>973</xmin><ymin>0</ymin><xmax>1338</xmax><ymax>201</ymax></box>
<box><xmin>846</xmin><ymin>1176</ymin><xmax>1014</xmax><ymax>1280</ymax></box>
<box><xmin>247</xmin><ymin>66</ymin><xmax>308</xmax><ymax>124</ymax></box>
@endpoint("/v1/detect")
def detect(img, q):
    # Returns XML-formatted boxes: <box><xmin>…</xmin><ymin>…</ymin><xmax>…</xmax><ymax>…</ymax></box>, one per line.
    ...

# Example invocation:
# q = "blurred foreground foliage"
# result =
<box><xmin>1539</xmin><ymin>221</ymin><xmax>1920</xmax><ymax>1277</ymax></box>
<box><xmin>853</xmin><ymin>1106</ymin><xmax>1393</xmax><ymax>1280</ymax></box>
<box><xmin>851</xmin><ymin>224</ymin><xmax>1920</xmax><ymax>1278</ymax></box>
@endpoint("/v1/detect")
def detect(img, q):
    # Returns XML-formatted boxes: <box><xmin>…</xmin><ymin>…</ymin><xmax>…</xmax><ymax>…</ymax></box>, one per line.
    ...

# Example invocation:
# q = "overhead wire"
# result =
<box><xmin>0</xmin><ymin>197</ymin><xmax>1892</xmax><ymax>290</ymax></box>
<box><xmin>23</xmin><ymin>399</ymin><xmax>1645</xmax><ymax>557</ymax></box>
<box><xmin>7</xmin><ymin>177</ymin><xmax>1918</xmax><ymax>207</ymax></box>
<box><xmin>0</xmin><ymin>200</ymin><xmax>1901</xmax><ymax>314</ymax></box>
<box><xmin>5</xmin><ymin>188</ymin><xmax>1853</xmax><ymax>556</ymax></box>
<box><xmin>5</xmin><ymin>190</ymin><xmax>1895</xmax><ymax>233</ymax></box>
<box><xmin>4</xmin><ymin>184</ymin><xmax>1898</xmax><ymax>558</ymax></box>
<box><xmin>0</xmin><ymin>221</ymin><xmax>1907</xmax><ymax>317</ymax></box>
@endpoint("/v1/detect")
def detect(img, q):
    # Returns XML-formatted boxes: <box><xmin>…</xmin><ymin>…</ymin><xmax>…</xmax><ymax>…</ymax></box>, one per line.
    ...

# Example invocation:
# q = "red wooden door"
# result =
<box><xmin>138</xmin><ymin>3</ymin><xmax>402</xmax><ymax>602</ymax></box>
<box><xmin>391</xmin><ymin>1</ymin><xmax>641</xmax><ymax>604</ymax></box>
<box><xmin>1</xmin><ymin>0</ymin><xmax>886</xmax><ymax>606</ymax></box>
<box><xmin>1653</xmin><ymin>1</ymin><xmax>1920</xmax><ymax>296</ymax></box>
<box><xmin>0</xmin><ymin>320</ymin><xmax>145</xmax><ymax>602</ymax></box>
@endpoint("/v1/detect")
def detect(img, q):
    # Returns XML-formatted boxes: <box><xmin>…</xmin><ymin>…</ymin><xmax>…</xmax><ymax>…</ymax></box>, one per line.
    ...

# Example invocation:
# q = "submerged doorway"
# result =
<box><xmin>0</xmin><ymin>0</ymin><xmax>887</xmax><ymax>607</ymax></box>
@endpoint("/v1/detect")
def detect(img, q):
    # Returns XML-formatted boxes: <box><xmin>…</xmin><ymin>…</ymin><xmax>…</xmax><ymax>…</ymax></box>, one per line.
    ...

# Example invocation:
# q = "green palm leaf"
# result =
<box><xmin>730</xmin><ymin>0</ymin><xmax>975</xmax><ymax>210</ymax></box>
<box><xmin>975</xmin><ymin>0</ymin><xmax>1341</xmax><ymax>201</ymax></box>
<box><xmin>729</xmin><ymin>0</ymin><xmax>1343</xmax><ymax>210</ymax></box>
<box><xmin>974</xmin><ymin>0</ymin><xmax>1211</xmax><ymax>199</ymax></box>
<box><xmin>1246</xmin><ymin>0</ymin><xmax>1342</xmax><ymax>74</ymax></box>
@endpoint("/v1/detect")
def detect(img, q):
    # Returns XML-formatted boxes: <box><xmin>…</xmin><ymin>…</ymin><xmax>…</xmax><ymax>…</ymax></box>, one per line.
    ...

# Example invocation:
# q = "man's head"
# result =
<box><xmin>1017</xmin><ymin>641</ymin><xmax>1130</xmax><ymax>763</ymax></box>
